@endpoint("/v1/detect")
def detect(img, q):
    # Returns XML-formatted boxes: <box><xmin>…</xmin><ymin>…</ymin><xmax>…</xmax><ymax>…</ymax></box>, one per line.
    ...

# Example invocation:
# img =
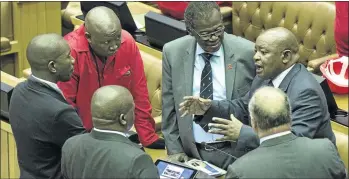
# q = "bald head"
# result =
<box><xmin>259</xmin><ymin>27</ymin><xmax>299</xmax><ymax>54</ymax></box>
<box><xmin>85</xmin><ymin>6</ymin><xmax>121</xmax><ymax>35</ymax></box>
<box><xmin>248</xmin><ymin>87</ymin><xmax>291</xmax><ymax>131</ymax></box>
<box><xmin>91</xmin><ymin>85</ymin><xmax>134</xmax><ymax>120</ymax></box>
<box><xmin>26</xmin><ymin>33</ymin><xmax>69</xmax><ymax>72</ymax></box>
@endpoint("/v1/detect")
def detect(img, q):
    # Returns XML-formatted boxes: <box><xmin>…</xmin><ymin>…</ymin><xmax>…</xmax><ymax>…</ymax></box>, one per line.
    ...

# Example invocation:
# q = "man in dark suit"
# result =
<box><xmin>179</xmin><ymin>27</ymin><xmax>336</xmax><ymax>151</ymax></box>
<box><xmin>61</xmin><ymin>85</ymin><xmax>159</xmax><ymax>179</ymax></box>
<box><xmin>225</xmin><ymin>87</ymin><xmax>347</xmax><ymax>179</ymax></box>
<box><xmin>162</xmin><ymin>2</ymin><xmax>256</xmax><ymax>169</ymax></box>
<box><xmin>9</xmin><ymin>34</ymin><xmax>86</xmax><ymax>179</ymax></box>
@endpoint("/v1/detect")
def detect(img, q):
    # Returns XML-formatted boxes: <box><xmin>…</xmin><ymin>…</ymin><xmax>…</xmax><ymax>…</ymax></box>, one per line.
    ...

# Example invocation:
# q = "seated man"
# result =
<box><xmin>9</xmin><ymin>34</ymin><xmax>86</xmax><ymax>179</ymax></box>
<box><xmin>58</xmin><ymin>6</ymin><xmax>165</xmax><ymax>149</ymax></box>
<box><xmin>61</xmin><ymin>85</ymin><xmax>159</xmax><ymax>179</ymax></box>
<box><xmin>180</xmin><ymin>27</ymin><xmax>336</xmax><ymax>152</ymax></box>
<box><xmin>225</xmin><ymin>87</ymin><xmax>347</xmax><ymax>179</ymax></box>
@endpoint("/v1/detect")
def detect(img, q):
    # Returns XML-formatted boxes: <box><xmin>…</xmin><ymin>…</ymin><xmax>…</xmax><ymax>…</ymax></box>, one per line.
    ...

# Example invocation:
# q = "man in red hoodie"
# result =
<box><xmin>58</xmin><ymin>6</ymin><xmax>165</xmax><ymax>149</ymax></box>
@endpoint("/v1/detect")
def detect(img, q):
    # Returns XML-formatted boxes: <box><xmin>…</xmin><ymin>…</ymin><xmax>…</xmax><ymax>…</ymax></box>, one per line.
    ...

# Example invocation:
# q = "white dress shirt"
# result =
<box><xmin>192</xmin><ymin>44</ymin><xmax>226</xmax><ymax>143</ymax></box>
<box><xmin>259</xmin><ymin>131</ymin><xmax>292</xmax><ymax>144</ymax></box>
<box><xmin>93</xmin><ymin>127</ymin><xmax>127</xmax><ymax>137</ymax></box>
<box><xmin>271</xmin><ymin>64</ymin><xmax>295</xmax><ymax>88</ymax></box>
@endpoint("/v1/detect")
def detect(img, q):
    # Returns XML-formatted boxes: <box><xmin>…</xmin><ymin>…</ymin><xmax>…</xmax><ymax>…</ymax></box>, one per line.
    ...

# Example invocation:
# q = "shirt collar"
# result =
<box><xmin>195</xmin><ymin>43</ymin><xmax>223</xmax><ymax>58</ymax></box>
<box><xmin>93</xmin><ymin>127</ymin><xmax>127</xmax><ymax>137</ymax></box>
<box><xmin>260</xmin><ymin>131</ymin><xmax>292</xmax><ymax>144</ymax></box>
<box><xmin>31</xmin><ymin>75</ymin><xmax>61</xmax><ymax>92</ymax></box>
<box><xmin>272</xmin><ymin>64</ymin><xmax>295</xmax><ymax>88</ymax></box>
<box><xmin>74</xmin><ymin>24</ymin><xmax>126</xmax><ymax>52</ymax></box>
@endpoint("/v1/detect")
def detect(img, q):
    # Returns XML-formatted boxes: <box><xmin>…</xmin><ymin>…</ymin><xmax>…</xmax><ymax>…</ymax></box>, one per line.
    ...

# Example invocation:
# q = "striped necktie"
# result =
<box><xmin>200</xmin><ymin>53</ymin><xmax>213</xmax><ymax>100</ymax></box>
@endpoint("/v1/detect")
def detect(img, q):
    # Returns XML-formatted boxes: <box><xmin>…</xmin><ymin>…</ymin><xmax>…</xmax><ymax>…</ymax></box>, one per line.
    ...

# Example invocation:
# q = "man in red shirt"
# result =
<box><xmin>58</xmin><ymin>6</ymin><xmax>164</xmax><ymax>149</ymax></box>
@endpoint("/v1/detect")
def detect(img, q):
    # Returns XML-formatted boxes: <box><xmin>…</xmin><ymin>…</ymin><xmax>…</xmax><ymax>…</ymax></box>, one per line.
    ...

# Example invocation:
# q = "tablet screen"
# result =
<box><xmin>155</xmin><ymin>160</ymin><xmax>197</xmax><ymax>179</ymax></box>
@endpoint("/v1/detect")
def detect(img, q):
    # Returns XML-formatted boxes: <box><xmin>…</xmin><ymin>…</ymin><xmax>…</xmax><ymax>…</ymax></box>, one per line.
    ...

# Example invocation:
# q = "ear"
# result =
<box><xmin>85</xmin><ymin>32</ymin><xmax>92</xmax><ymax>43</ymax></box>
<box><xmin>47</xmin><ymin>61</ymin><xmax>56</xmax><ymax>73</ymax></box>
<box><xmin>119</xmin><ymin>114</ymin><xmax>127</xmax><ymax>126</ymax></box>
<box><xmin>281</xmin><ymin>50</ymin><xmax>292</xmax><ymax>64</ymax></box>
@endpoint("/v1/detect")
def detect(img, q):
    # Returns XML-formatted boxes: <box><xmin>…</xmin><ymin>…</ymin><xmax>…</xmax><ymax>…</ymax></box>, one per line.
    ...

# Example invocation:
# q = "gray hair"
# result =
<box><xmin>248</xmin><ymin>87</ymin><xmax>291</xmax><ymax>130</ymax></box>
<box><xmin>184</xmin><ymin>2</ymin><xmax>221</xmax><ymax>30</ymax></box>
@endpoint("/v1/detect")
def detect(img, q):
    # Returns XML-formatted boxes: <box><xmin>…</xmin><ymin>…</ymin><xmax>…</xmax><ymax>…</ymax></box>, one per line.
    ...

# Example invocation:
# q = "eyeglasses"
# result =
<box><xmin>191</xmin><ymin>26</ymin><xmax>225</xmax><ymax>41</ymax></box>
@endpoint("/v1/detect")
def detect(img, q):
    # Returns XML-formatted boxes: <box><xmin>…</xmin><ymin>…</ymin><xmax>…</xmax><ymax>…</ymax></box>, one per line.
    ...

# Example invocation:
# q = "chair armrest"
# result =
<box><xmin>307</xmin><ymin>54</ymin><xmax>339</xmax><ymax>74</ymax></box>
<box><xmin>23</xmin><ymin>68</ymin><xmax>31</xmax><ymax>78</ymax></box>
<box><xmin>0</xmin><ymin>37</ymin><xmax>11</xmax><ymax>52</ymax></box>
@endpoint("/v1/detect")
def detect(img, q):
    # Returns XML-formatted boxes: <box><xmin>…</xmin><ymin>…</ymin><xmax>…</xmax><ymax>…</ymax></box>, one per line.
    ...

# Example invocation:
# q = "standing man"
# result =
<box><xmin>58</xmin><ymin>6</ymin><xmax>164</xmax><ymax>149</ymax></box>
<box><xmin>180</xmin><ymin>27</ymin><xmax>336</xmax><ymax>151</ymax></box>
<box><xmin>9</xmin><ymin>34</ymin><xmax>86</xmax><ymax>179</ymax></box>
<box><xmin>162</xmin><ymin>2</ymin><xmax>256</xmax><ymax>169</ymax></box>
<box><xmin>225</xmin><ymin>87</ymin><xmax>347</xmax><ymax>179</ymax></box>
<box><xmin>61</xmin><ymin>85</ymin><xmax>159</xmax><ymax>179</ymax></box>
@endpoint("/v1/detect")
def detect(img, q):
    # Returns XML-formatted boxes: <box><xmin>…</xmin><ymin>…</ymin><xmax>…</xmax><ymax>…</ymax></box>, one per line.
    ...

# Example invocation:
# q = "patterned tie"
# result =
<box><xmin>193</xmin><ymin>53</ymin><xmax>213</xmax><ymax>131</ymax></box>
<box><xmin>200</xmin><ymin>53</ymin><xmax>213</xmax><ymax>100</ymax></box>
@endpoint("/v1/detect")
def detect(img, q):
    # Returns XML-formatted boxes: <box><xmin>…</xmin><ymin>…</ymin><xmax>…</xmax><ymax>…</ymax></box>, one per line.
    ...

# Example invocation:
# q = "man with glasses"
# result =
<box><xmin>162</xmin><ymin>2</ymin><xmax>256</xmax><ymax>169</ymax></box>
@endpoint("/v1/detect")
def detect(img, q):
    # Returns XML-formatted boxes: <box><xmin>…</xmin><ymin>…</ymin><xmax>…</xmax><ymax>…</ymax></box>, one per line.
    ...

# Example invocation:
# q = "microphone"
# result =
<box><xmin>199</xmin><ymin>142</ymin><xmax>238</xmax><ymax>160</ymax></box>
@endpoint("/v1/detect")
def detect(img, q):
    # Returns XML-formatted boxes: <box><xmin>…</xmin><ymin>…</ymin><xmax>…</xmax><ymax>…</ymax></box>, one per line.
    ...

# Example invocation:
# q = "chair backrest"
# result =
<box><xmin>139</xmin><ymin>51</ymin><xmax>162</xmax><ymax>118</ymax></box>
<box><xmin>231</xmin><ymin>2</ymin><xmax>336</xmax><ymax>66</ymax></box>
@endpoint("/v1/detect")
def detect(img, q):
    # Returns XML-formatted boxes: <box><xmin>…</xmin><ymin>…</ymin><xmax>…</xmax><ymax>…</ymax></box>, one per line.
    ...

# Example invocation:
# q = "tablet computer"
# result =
<box><xmin>155</xmin><ymin>159</ymin><xmax>198</xmax><ymax>179</ymax></box>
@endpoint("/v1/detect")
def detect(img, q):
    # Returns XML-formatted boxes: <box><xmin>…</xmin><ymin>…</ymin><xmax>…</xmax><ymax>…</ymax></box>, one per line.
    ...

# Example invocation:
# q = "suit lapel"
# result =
<box><xmin>183</xmin><ymin>39</ymin><xmax>196</xmax><ymax>97</ymax></box>
<box><xmin>222</xmin><ymin>34</ymin><xmax>236</xmax><ymax>99</ymax></box>
<box><xmin>278</xmin><ymin>64</ymin><xmax>301</xmax><ymax>92</ymax></box>
<box><xmin>181</xmin><ymin>38</ymin><xmax>202</xmax><ymax>159</ymax></box>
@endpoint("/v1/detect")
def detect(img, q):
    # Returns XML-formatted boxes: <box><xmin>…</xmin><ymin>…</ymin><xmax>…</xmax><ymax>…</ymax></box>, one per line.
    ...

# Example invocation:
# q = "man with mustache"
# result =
<box><xmin>180</xmin><ymin>27</ymin><xmax>336</xmax><ymax>152</ymax></box>
<box><xmin>58</xmin><ymin>6</ymin><xmax>165</xmax><ymax>149</ymax></box>
<box><xmin>162</xmin><ymin>2</ymin><xmax>256</xmax><ymax>169</ymax></box>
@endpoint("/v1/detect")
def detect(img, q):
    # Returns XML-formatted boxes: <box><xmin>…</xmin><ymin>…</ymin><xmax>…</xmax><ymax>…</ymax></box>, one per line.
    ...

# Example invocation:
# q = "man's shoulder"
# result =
<box><xmin>295</xmin><ymin>137</ymin><xmax>335</xmax><ymax>152</ymax></box>
<box><xmin>288</xmin><ymin>64</ymin><xmax>324</xmax><ymax>93</ymax></box>
<box><xmin>163</xmin><ymin>35</ymin><xmax>194</xmax><ymax>51</ymax></box>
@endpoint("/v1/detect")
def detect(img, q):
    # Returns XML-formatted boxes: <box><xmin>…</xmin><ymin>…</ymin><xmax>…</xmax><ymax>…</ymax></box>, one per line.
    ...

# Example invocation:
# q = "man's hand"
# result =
<box><xmin>208</xmin><ymin>114</ymin><xmax>243</xmax><ymax>141</ymax></box>
<box><xmin>179</xmin><ymin>96</ymin><xmax>212</xmax><ymax>117</ymax></box>
<box><xmin>167</xmin><ymin>153</ymin><xmax>189</xmax><ymax>163</ymax></box>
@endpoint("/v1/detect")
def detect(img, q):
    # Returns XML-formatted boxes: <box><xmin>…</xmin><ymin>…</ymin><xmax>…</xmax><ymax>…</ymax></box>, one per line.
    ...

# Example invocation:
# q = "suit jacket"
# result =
<box><xmin>61</xmin><ymin>129</ymin><xmax>159</xmax><ymax>179</ymax></box>
<box><xmin>225</xmin><ymin>133</ymin><xmax>347</xmax><ymax>179</ymax></box>
<box><xmin>207</xmin><ymin>63</ymin><xmax>336</xmax><ymax>151</ymax></box>
<box><xmin>9</xmin><ymin>76</ymin><xmax>86</xmax><ymax>179</ymax></box>
<box><xmin>162</xmin><ymin>33</ymin><xmax>256</xmax><ymax>158</ymax></box>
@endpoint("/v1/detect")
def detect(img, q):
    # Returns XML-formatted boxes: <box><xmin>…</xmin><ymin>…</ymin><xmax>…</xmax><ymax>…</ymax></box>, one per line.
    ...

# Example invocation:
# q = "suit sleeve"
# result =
<box><xmin>57</xmin><ymin>48</ymin><xmax>80</xmax><ymax>108</ymax></box>
<box><xmin>52</xmin><ymin>108</ymin><xmax>86</xmax><ymax>147</ymax></box>
<box><xmin>205</xmin><ymin>90</ymin><xmax>251</xmax><ymax>125</ymax></box>
<box><xmin>225</xmin><ymin>164</ymin><xmax>240</xmax><ymax>179</ymax></box>
<box><xmin>161</xmin><ymin>46</ymin><xmax>185</xmax><ymax>154</ymax></box>
<box><xmin>324</xmin><ymin>139</ymin><xmax>347</xmax><ymax>179</ymax></box>
<box><xmin>131</xmin><ymin>153</ymin><xmax>159</xmax><ymax>179</ymax></box>
<box><xmin>290</xmin><ymin>89</ymin><xmax>328</xmax><ymax>138</ymax></box>
<box><xmin>129</xmin><ymin>39</ymin><xmax>157</xmax><ymax>145</ymax></box>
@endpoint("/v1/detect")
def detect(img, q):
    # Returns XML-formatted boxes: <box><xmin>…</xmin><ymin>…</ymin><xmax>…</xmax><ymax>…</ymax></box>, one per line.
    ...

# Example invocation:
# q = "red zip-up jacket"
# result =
<box><xmin>57</xmin><ymin>25</ymin><xmax>158</xmax><ymax>146</ymax></box>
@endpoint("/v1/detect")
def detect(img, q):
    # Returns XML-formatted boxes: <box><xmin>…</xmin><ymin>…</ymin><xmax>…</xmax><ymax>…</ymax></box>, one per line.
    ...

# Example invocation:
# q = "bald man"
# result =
<box><xmin>180</xmin><ymin>27</ymin><xmax>335</xmax><ymax>152</ymax></box>
<box><xmin>57</xmin><ymin>6</ymin><xmax>164</xmax><ymax>149</ymax></box>
<box><xmin>61</xmin><ymin>85</ymin><xmax>159</xmax><ymax>179</ymax></box>
<box><xmin>225</xmin><ymin>87</ymin><xmax>347</xmax><ymax>179</ymax></box>
<box><xmin>9</xmin><ymin>34</ymin><xmax>85</xmax><ymax>179</ymax></box>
